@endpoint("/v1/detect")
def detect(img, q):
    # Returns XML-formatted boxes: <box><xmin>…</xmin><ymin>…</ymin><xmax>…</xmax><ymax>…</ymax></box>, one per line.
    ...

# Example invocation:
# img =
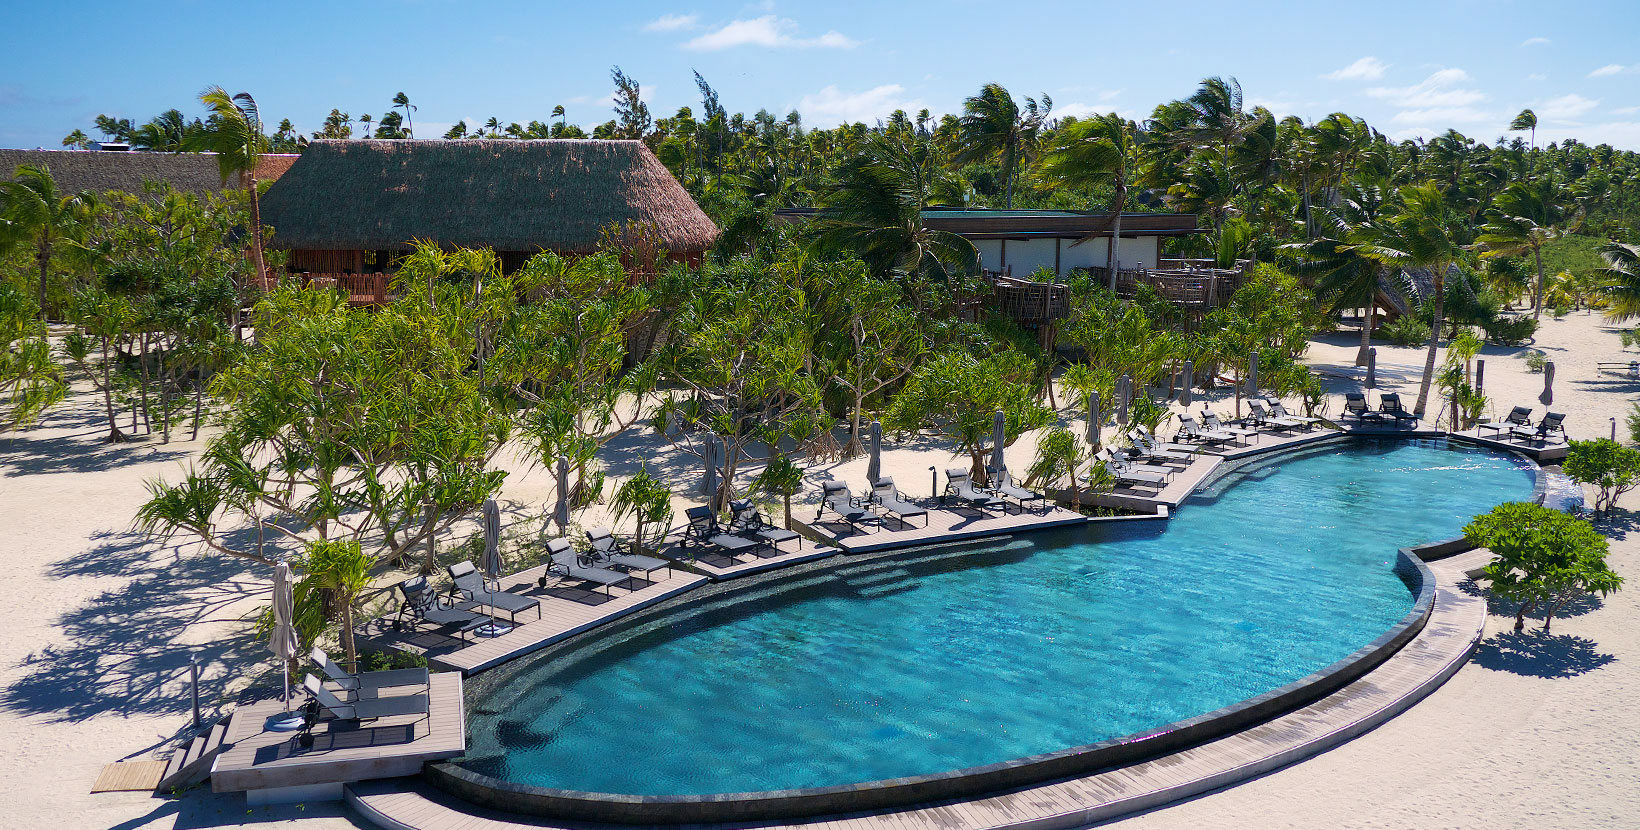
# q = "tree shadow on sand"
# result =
<box><xmin>1472</xmin><ymin>629</ymin><xmax>1617</xmax><ymax>679</ymax></box>
<box><xmin>0</xmin><ymin>424</ymin><xmax>191</xmax><ymax>476</ymax></box>
<box><xmin>1</xmin><ymin>527</ymin><xmax>268</xmax><ymax>724</ymax></box>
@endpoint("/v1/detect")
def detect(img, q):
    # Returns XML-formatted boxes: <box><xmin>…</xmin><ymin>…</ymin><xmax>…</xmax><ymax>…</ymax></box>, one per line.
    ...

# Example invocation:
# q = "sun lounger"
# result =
<box><xmin>1177</xmin><ymin>416</ymin><xmax>1235</xmax><ymax>446</ymax></box>
<box><xmin>393</xmin><ymin>576</ymin><xmax>493</xmax><ymax>639</ymax></box>
<box><xmin>301</xmin><ymin>674</ymin><xmax>428</xmax><ymax>723</ymax></box>
<box><xmin>446</xmin><ymin>561</ymin><xmax>541</xmax><ymax>625</ymax></box>
<box><xmin>1342</xmin><ymin>392</ymin><xmax>1387</xmax><ymax>423</ymax></box>
<box><xmin>1132</xmin><ymin>425</ymin><xmax>1207</xmax><ymax>456</ymax></box>
<box><xmin>586</xmin><ymin>527</ymin><xmax>673</xmax><ymax>578</ymax></box>
<box><xmin>684</xmin><ymin>505</ymin><xmax>765</xmax><ymax>556</ymax></box>
<box><xmin>985</xmin><ymin>468</ymin><xmax>1048</xmax><ymax>514</ymax></box>
<box><xmin>1378</xmin><ymin>392</ymin><xmax>1417</xmax><ymax>426</ymax></box>
<box><xmin>540</xmin><ymin>537</ymin><xmax>636</xmax><ymax>596</ymax></box>
<box><xmin>726</xmin><ymin>500</ymin><xmax>801</xmax><ymax>554</ymax></box>
<box><xmin>1597</xmin><ymin>361</ymin><xmax>1640</xmax><ymax>378</ymax></box>
<box><xmin>817</xmin><ymin>481</ymin><xmax>885</xmax><ymax>533</ymax></box>
<box><xmin>1478</xmin><ymin>406</ymin><xmax>1533</xmax><ymax>438</ymax></box>
<box><xmin>867</xmin><ymin>479</ymin><xmax>929</xmax><ymax>528</ymax></box>
<box><xmin>1202</xmin><ymin>411</ymin><xmax>1259</xmax><ymax>446</ymax></box>
<box><xmin>1260</xmin><ymin>397</ymin><xmax>1324</xmax><ymax>429</ymax></box>
<box><xmin>1093</xmin><ymin>448</ymin><xmax>1168</xmax><ymax>490</ymax></box>
<box><xmin>1247</xmin><ymin>399</ymin><xmax>1305</xmax><ymax>431</ymax></box>
<box><xmin>1124</xmin><ymin>430</ymin><xmax>1195</xmax><ymax>465</ymax></box>
<box><xmin>1510</xmin><ymin>411</ymin><xmax>1566</xmax><ymax>446</ymax></box>
<box><xmin>310</xmin><ymin>646</ymin><xmax>427</xmax><ymax>701</ymax></box>
<box><xmin>943</xmin><ymin>468</ymin><xmax>1006</xmax><ymax>513</ymax></box>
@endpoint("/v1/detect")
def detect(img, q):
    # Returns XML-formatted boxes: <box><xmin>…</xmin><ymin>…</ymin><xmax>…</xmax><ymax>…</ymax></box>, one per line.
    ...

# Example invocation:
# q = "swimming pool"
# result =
<box><xmin>459</xmin><ymin>438</ymin><xmax>1534</xmax><ymax>800</ymax></box>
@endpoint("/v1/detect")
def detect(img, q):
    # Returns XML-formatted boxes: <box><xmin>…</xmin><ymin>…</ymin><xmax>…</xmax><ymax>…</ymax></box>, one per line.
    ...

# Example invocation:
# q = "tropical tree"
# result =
<box><xmin>61</xmin><ymin>129</ymin><xmax>91</xmax><ymax>149</ymax></box>
<box><xmin>0</xmin><ymin>283</ymin><xmax>65</xmax><ymax>433</ymax></box>
<box><xmin>0</xmin><ymin>164</ymin><xmax>95</xmax><ymax>319</ymax></box>
<box><xmin>1283</xmin><ymin>182</ymin><xmax>1393</xmax><ymax>364</ymax></box>
<box><xmin>1040</xmin><ymin>112</ymin><xmax>1136</xmax><ymax>288</ymax></box>
<box><xmin>955</xmin><ymin>83</ymin><xmax>1050</xmax><ymax>208</ymax></box>
<box><xmin>195</xmin><ymin>86</ymin><xmax>269</xmax><ymax>302</ymax></box>
<box><xmin>1477</xmin><ymin>179</ymin><xmax>1565</xmax><ymax>318</ymax></box>
<box><xmin>1563</xmin><ymin>438</ymin><xmax>1640</xmax><ymax>516</ymax></box>
<box><xmin>298</xmin><ymin>539</ymin><xmax>373</xmax><ymax>669</ymax></box>
<box><xmin>1510</xmin><ymin>108</ymin><xmax>1538</xmax><ymax>150</ymax></box>
<box><xmin>392</xmin><ymin>92</ymin><xmax>416</xmax><ymax>138</ymax></box>
<box><xmin>752</xmin><ymin>453</ymin><xmax>804</xmax><ymax>530</ymax></box>
<box><xmin>1466</xmin><ymin>501</ymin><xmax>1621</xmax><ymax>632</ymax></box>
<box><xmin>610</xmin><ymin>469</ymin><xmax>672</xmax><ymax>555</ymax></box>
<box><xmin>1598</xmin><ymin>241</ymin><xmax>1640</xmax><ymax>320</ymax></box>
<box><xmin>884</xmin><ymin>349</ymin><xmax>1052</xmax><ymax>483</ymax></box>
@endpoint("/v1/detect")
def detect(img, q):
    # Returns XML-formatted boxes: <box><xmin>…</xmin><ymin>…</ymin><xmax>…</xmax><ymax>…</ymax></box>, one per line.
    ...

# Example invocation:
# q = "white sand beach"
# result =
<box><xmin>2</xmin><ymin>310</ymin><xmax>1635</xmax><ymax>829</ymax></box>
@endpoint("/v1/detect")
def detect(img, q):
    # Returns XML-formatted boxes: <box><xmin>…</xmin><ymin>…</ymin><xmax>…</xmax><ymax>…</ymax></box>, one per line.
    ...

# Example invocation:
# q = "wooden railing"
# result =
<box><xmin>1083</xmin><ymin>264</ymin><xmax>1247</xmax><ymax>309</ymax></box>
<box><xmin>259</xmin><ymin>272</ymin><xmax>391</xmax><ymax>306</ymax></box>
<box><xmin>988</xmin><ymin>274</ymin><xmax>1070</xmax><ymax>323</ymax></box>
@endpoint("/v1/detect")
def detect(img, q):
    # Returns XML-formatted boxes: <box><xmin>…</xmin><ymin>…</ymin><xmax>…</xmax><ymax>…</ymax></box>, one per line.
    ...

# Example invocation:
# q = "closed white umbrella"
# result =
<box><xmin>990</xmin><ymin>411</ymin><xmax>1007</xmax><ymax>477</ymax></box>
<box><xmin>553</xmin><ymin>455</ymin><xmax>571</xmax><ymax>532</ymax></box>
<box><xmin>1179</xmin><ymin>361</ymin><xmax>1194</xmax><ymax>407</ymax></box>
<box><xmin>266</xmin><ymin>561</ymin><xmax>302</xmax><ymax>730</ymax></box>
<box><xmin>1086</xmin><ymin>390</ymin><xmax>1101</xmax><ymax>450</ymax></box>
<box><xmin>1540</xmin><ymin>361</ymin><xmax>1555</xmax><ymax>406</ymax></box>
<box><xmin>699</xmin><ymin>437</ymin><xmax>718</xmax><ymax>499</ymax></box>
<box><xmin>1116</xmin><ymin>374</ymin><xmax>1131</xmax><ymax>426</ymax></box>
<box><xmin>866</xmin><ymin>421</ymin><xmax>882</xmax><ymax>485</ymax></box>
<box><xmin>479</xmin><ymin>498</ymin><xmax>510</xmax><ymax>637</ymax></box>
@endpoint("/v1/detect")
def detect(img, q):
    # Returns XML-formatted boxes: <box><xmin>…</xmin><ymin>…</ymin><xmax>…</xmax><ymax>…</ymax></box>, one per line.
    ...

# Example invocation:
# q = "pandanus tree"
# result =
<box><xmin>1477</xmin><ymin>178</ymin><xmax>1566</xmax><ymax>318</ymax></box>
<box><xmin>0</xmin><ymin>283</ymin><xmax>66</xmax><ymax>434</ymax></box>
<box><xmin>1355</xmin><ymin>183</ymin><xmax>1470</xmax><ymax>417</ymax></box>
<box><xmin>196</xmin><ymin>86</ymin><xmax>269</xmax><ymax>313</ymax></box>
<box><xmin>1040</xmin><ymin>112</ymin><xmax>1136</xmax><ymax>290</ymax></box>
<box><xmin>955</xmin><ymin>83</ymin><xmax>1050</xmax><ymax>208</ymax></box>
<box><xmin>884</xmin><ymin>349</ymin><xmax>1052</xmax><ymax>484</ymax></box>
<box><xmin>0</xmin><ymin>164</ymin><xmax>95</xmax><ymax>319</ymax></box>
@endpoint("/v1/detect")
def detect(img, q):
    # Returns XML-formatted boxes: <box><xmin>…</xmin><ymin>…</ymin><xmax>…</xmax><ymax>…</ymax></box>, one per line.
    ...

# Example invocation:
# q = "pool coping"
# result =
<box><xmin>417</xmin><ymin>434</ymin><xmax>1559</xmax><ymax>824</ymax></box>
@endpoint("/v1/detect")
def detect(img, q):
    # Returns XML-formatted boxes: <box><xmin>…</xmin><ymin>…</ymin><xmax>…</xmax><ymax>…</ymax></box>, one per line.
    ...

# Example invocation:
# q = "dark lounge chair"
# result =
<box><xmin>817</xmin><ymin>482</ymin><xmax>884</xmax><ymax>533</ymax></box>
<box><xmin>310</xmin><ymin>646</ymin><xmax>427</xmax><ymax>701</ymax></box>
<box><xmin>1478</xmin><ymin>406</ymin><xmax>1533</xmax><ymax>439</ymax></box>
<box><xmin>866</xmin><ymin>479</ymin><xmax>928</xmax><ymax>528</ymax></box>
<box><xmin>446</xmin><ymin>561</ymin><xmax>541</xmax><ymax>625</ymax></box>
<box><xmin>1247</xmin><ymin>399</ymin><xmax>1304</xmax><ymax>431</ymax></box>
<box><xmin>1125</xmin><ymin>429</ymin><xmax>1195</xmax><ymax>465</ymax></box>
<box><xmin>1093</xmin><ymin>448</ymin><xmax>1168</xmax><ymax>490</ymax></box>
<box><xmin>1261</xmin><ymin>397</ymin><xmax>1324</xmax><ymax>429</ymax></box>
<box><xmin>727</xmin><ymin>500</ymin><xmax>801</xmax><ymax>554</ymax></box>
<box><xmin>985</xmin><ymin>467</ymin><xmax>1048</xmax><ymax>514</ymax></box>
<box><xmin>1201</xmin><ymin>411</ymin><xmax>1259</xmax><ymax>446</ymax></box>
<box><xmin>1510</xmin><ymin>411</ymin><xmax>1566</xmax><ymax>446</ymax></box>
<box><xmin>684</xmin><ymin>505</ymin><xmax>765</xmax><ymax>555</ymax></box>
<box><xmin>1378</xmin><ymin>392</ymin><xmax>1417</xmax><ymax>426</ymax></box>
<box><xmin>393</xmin><ymin>576</ymin><xmax>492</xmax><ymax>640</ymax></box>
<box><xmin>943</xmin><ymin>469</ymin><xmax>1005</xmax><ymax>514</ymax></box>
<box><xmin>1177</xmin><ymin>415</ymin><xmax>1234</xmax><ymax>446</ymax></box>
<box><xmin>586</xmin><ymin>527</ymin><xmax>672</xmax><ymax>578</ymax></box>
<box><xmin>1342</xmin><ymin>392</ymin><xmax>1387</xmax><ymax>423</ymax></box>
<box><xmin>540</xmin><ymin>537</ymin><xmax>636</xmax><ymax>596</ymax></box>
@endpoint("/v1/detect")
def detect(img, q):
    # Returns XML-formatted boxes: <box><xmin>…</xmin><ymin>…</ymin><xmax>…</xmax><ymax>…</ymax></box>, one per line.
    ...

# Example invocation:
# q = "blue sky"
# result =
<box><xmin>4</xmin><ymin>0</ymin><xmax>1639</xmax><ymax>150</ymax></box>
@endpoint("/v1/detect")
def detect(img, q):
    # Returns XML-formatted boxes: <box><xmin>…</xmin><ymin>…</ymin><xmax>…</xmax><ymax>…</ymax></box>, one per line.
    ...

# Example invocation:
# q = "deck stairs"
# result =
<box><xmin>838</xmin><ymin>565</ymin><xmax>919</xmax><ymax>599</ymax></box>
<box><xmin>156</xmin><ymin>715</ymin><xmax>232</xmax><ymax>792</ymax></box>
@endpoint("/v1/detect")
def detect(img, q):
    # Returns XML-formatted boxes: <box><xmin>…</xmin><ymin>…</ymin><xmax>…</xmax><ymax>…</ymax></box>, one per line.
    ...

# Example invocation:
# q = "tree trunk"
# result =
<box><xmin>157</xmin><ymin>339</ymin><xmax>172</xmax><ymax>444</ymax></box>
<box><xmin>340</xmin><ymin>603</ymin><xmax>358</xmax><ymax>669</ymax></box>
<box><xmin>783</xmin><ymin>492</ymin><xmax>793</xmax><ymax>531</ymax></box>
<box><xmin>1356</xmin><ymin>299</ymin><xmax>1374</xmax><ymax>366</ymax></box>
<box><xmin>1413</xmin><ymin>274</ymin><xmax>1446</xmax><ymax>417</ymax></box>
<box><xmin>99</xmin><ymin>336</ymin><xmax>125</xmax><ymax>443</ymax></box>
<box><xmin>36</xmin><ymin>236</ymin><xmax>50</xmax><ymax>322</ymax></box>
<box><xmin>191</xmin><ymin>357</ymin><xmax>206</xmax><ymax>440</ymax></box>
<box><xmin>1106</xmin><ymin>192</ymin><xmax>1126</xmax><ymax>294</ymax></box>
<box><xmin>1531</xmin><ymin>245</ymin><xmax>1545</xmax><ymax>320</ymax></box>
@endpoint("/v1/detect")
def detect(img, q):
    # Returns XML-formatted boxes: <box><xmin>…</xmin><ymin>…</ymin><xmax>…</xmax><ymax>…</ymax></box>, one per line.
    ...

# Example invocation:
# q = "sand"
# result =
<box><xmin>1</xmin><ymin>309</ymin><xmax>1634</xmax><ymax>829</ymax></box>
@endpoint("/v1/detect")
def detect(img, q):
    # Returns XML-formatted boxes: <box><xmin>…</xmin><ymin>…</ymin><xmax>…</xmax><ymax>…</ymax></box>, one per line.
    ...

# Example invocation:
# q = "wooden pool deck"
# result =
<box><xmin>212</xmin><ymin>673</ymin><xmax>465</xmax><ymax>800</ymax></box>
<box><xmin>669</xmin><ymin>536</ymin><xmax>842</xmax><ymax>580</ymax></box>
<box><xmin>355</xmin><ymin>565</ymin><xmax>708</xmax><ymax>675</ymax></box>
<box><xmin>341</xmin><ymin>550</ymin><xmax>1492</xmax><ymax>830</ymax></box>
<box><xmin>1450</xmin><ymin>426</ymin><xmax>1569</xmax><ymax>462</ymax></box>
<box><xmin>801</xmin><ymin>503</ymin><xmax>1087</xmax><ymax>553</ymax></box>
<box><xmin>1094</xmin><ymin>426</ymin><xmax>1343</xmax><ymax>511</ymax></box>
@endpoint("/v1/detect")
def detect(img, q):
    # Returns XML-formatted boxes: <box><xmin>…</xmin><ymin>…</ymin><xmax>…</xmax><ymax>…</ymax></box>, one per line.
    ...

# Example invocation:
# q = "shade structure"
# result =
<box><xmin>866</xmin><ymin>421</ymin><xmax>882</xmax><ymax>485</ymax></box>
<box><xmin>1086</xmin><ymin>390</ymin><xmax>1102</xmax><ymax>450</ymax></box>
<box><xmin>699</xmin><ymin>437</ymin><xmax>719</xmax><ymax>499</ymax></box>
<box><xmin>482</xmin><ymin>499</ymin><xmax>503</xmax><ymax>582</ymax></box>
<box><xmin>990</xmin><ymin>411</ymin><xmax>1007</xmax><ymax>475</ymax></box>
<box><xmin>1365</xmin><ymin>348</ymin><xmax>1377</xmax><ymax>390</ymax></box>
<box><xmin>553</xmin><ymin>455</ymin><xmax>571</xmax><ymax>532</ymax></box>
<box><xmin>1475</xmin><ymin>359</ymin><xmax>1485</xmax><ymax>395</ymax></box>
<box><xmin>267</xmin><ymin>562</ymin><xmax>302</xmax><ymax>729</ymax></box>
<box><xmin>1179</xmin><ymin>361</ymin><xmax>1194</xmax><ymax>407</ymax></box>
<box><xmin>1246</xmin><ymin>350</ymin><xmax>1259</xmax><ymax>397</ymax></box>
<box><xmin>1540</xmin><ymin>361</ymin><xmax>1555</xmax><ymax>406</ymax></box>
<box><xmin>1116</xmin><ymin>375</ymin><xmax>1131</xmax><ymax>426</ymax></box>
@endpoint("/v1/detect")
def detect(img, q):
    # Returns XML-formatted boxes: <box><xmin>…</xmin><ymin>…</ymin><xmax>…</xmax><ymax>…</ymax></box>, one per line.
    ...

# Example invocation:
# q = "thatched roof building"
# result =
<box><xmin>0</xmin><ymin>149</ymin><xmax>296</xmax><ymax>198</ymax></box>
<box><xmin>258</xmin><ymin>140</ymin><xmax>716</xmax><ymax>273</ymax></box>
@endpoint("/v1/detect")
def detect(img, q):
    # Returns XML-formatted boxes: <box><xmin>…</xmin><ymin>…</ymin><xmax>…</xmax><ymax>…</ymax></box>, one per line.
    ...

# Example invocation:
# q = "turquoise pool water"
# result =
<box><xmin>461</xmin><ymin>438</ymin><xmax>1534</xmax><ymax>796</ymax></box>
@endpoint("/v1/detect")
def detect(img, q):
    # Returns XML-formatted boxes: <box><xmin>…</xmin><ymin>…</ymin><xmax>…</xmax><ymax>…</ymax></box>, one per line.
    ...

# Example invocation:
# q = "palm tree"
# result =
<box><xmin>1355</xmin><ymin>183</ymin><xmax>1469</xmax><ymax>417</ymax></box>
<box><xmin>1599</xmin><ymin>241</ymin><xmax>1640</xmax><ymax>320</ymax></box>
<box><xmin>61</xmin><ymin>129</ymin><xmax>90</xmax><ymax>149</ymax></box>
<box><xmin>1282</xmin><ymin>183</ymin><xmax>1392</xmax><ymax>364</ymax></box>
<box><xmin>392</xmin><ymin>91</ymin><xmax>416</xmax><ymax>138</ymax></box>
<box><xmin>1476</xmin><ymin>178</ymin><xmax>1564</xmax><ymax>318</ymax></box>
<box><xmin>816</xmin><ymin>133</ymin><xmax>977</xmax><ymax>287</ymax></box>
<box><xmin>1510</xmin><ymin>108</ymin><xmax>1538</xmax><ymax>150</ymax></box>
<box><xmin>358</xmin><ymin>113</ymin><xmax>373</xmax><ymax>137</ymax></box>
<box><xmin>444</xmin><ymin>120</ymin><xmax>468</xmax><ymax>139</ymax></box>
<box><xmin>483</xmin><ymin>116</ymin><xmax>500</xmax><ymax>137</ymax></box>
<box><xmin>0</xmin><ymin>164</ymin><xmax>94</xmax><ymax>319</ymax></box>
<box><xmin>955</xmin><ymin>83</ymin><xmax>1050</xmax><ymax>208</ymax></box>
<box><xmin>196</xmin><ymin>86</ymin><xmax>269</xmax><ymax>299</ymax></box>
<box><xmin>1040</xmin><ymin>112</ymin><xmax>1135</xmax><ymax>290</ymax></box>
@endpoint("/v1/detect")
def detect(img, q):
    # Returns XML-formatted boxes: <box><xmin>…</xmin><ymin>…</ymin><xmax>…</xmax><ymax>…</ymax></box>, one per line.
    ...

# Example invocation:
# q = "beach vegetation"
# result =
<box><xmin>1466</xmin><ymin>502</ymin><xmax>1622</xmax><ymax>632</ymax></box>
<box><xmin>1564</xmin><ymin>438</ymin><xmax>1640</xmax><ymax>516</ymax></box>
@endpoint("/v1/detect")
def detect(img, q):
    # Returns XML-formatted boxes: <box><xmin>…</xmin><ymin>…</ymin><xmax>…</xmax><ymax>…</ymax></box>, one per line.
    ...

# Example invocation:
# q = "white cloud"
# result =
<box><xmin>1368</xmin><ymin>68</ymin><xmax>1485</xmax><ymax>113</ymax></box>
<box><xmin>1248</xmin><ymin>97</ymin><xmax>1298</xmax><ymax>115</ymax></box>
<box><xmin>643</xmin><ymin>13</ymin><xmax>699</xmax><ymax>32</ymax></box>
<box><xmin>1322</xmin><ymin>57</ymin><xmax>1387</xmax><ymax>81</ymax></box>
<box><xmin>1613</xmin><ymin>105</ymin><xmax>1640</xmax><ymax>116</ymax></box>
<box><xmin>1389</xmin><ymin>107</ymin><xmax>1494</xmax><ymax>125</ymax></box>
<box><xmin>796</xmin><ymin>84</ymin><xmax>922</xmax><ymax>126</ymax></box>
<box><xmin>1520</xmin><ymin>37</ymin><xmax>1550</xmax><ymax>47</ymax></box>
<box><xmin>683</xmin><ymin>15</ymin><xmax>857</xmax><ymax>50</ymax></box>
<box><xmin>1527</xmin><ymin>73</ymin><xmax>1548</xmax><ymax>81</ymax></box>
<box><xmin>1537</xmin><ymin>93</ymin><xmax>1600</xmax><ymax>121</ymax></box>
<box><xmin>1055</xmin><ymin>90</ymin><xmax>1123</xmax><ymax>118</ymax></box>
<box><xmin>1589</xmin><ymin>64</ymin><xmax>1627</xmax><ymax>78</ymax></box>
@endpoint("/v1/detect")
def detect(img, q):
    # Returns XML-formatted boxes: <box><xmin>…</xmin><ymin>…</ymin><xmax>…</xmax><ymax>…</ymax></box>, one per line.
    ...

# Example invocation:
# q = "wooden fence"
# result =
<box><xmin>259</xmin><ymin>272</ymin><xmax>391</xmax><ymax>306</ymax></box>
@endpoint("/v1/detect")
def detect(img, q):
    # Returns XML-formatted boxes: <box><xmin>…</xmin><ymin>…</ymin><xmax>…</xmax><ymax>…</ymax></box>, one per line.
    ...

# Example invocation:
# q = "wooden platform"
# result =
<box><xmin>1094</xmin><ymin>427</ymin><xmax>1342</xmax><ymax>511</ymax></box>
<box><xmin>342</xmin><ymin>551</ymin><xmax>1490</xmax><ymax>830</ymax></box>
<box><xmin>1451</xmin><ymin>426</ymin><xmax>1569</xmax><ymax>462</ymax></box>
<box><xmin>91</xmin><ymin>760</ymin><xmax>168</xmax><ymax>793</ymax></box>
<box><xmin>357</xmin><ymin>565</ymin><xmax>708</xmax><ymax>675</ymax></box>
<box><xmin>801</xmin><ymin>503</ymin><xmax>1086</xmax><ymax>554</ymax></box>
<box><xmin>212</xmin><ymin>672</ymin><xmax>465</xmax><ymax>794</ymax></box>
<box><xmin>671</xmin><ymin>537</ymin><xmax>841</xmax><ymax>580</ymax></box>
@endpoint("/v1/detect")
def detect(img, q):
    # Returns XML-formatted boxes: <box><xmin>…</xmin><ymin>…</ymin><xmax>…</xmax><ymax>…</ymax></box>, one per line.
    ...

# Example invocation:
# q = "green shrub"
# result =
<box><xmin>1466</xmin><ymin>502</ymin><xmax>1620</xmax><ymax>632</ymax></box>
<box><xmin>1483</xmin><ymin>315</ymin><xmax>1538</xmax><ymax>346</ymax></box>
<box><xmin>1523</xmin><ymin>350</ymin><xmax>1548</xmax><ymax>373</ymax></box>
<box><xmin>1628</xmin><ymin>403</ymin><xmax>1640</xmax><ymax>446</ymax></box>
<box><xmin>1564</xmin><ymin>438</ymin><xmax>1640</xmax><ymax>515</ymax></box>
<box><xmin>1382</xmin><ymin>314</ymin><xmax>1431</xmax><ymax>347</ymax></box>
<box><xmin>364</xmin><ymin>648</ymin><xmax>431</xmax><ymax>673</ymax></box>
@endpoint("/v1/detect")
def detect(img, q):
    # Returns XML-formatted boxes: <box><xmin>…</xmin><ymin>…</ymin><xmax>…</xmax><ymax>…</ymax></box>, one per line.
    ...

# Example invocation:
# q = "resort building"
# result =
<box><xmin>919</xmin><ymin>208</ymin><xmax>1202</xmax><ymax>279</ymax></box>
<box><xmin>0</xmin><ymin>147</ymin><xmax>298</xmax><ymax>198</ymax></box>
<box><xmin>256</xmin><ymin>139</ymin><xmax>718</xmax><ymax>278</ymax></box>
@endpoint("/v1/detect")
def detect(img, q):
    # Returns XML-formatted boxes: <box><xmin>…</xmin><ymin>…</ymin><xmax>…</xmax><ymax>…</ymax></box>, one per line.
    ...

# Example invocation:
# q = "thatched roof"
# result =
<box><xmin>0</xmin><ymin>149</ymin><xmax>297</xmax><ymax>198</ymax></box>
<box><xmin>258</xmin><ymin>140</ymin><xmax>718</xmax><ymax>253</ymax></box>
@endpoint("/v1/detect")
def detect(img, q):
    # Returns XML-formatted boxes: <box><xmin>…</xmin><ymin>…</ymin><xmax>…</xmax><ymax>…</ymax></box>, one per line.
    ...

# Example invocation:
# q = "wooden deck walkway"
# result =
<box><xmin>356</xmin><ymin>566</ymin><xmax>708</xmax><ymax>675</ymax></box>
<box><xmin>342</xmin><ymin>551</ymin><xmax>1492</xmax><ymax>830</ymax></box>
<box><xmin>801</xmin><ymin>504</ymin><xmax>1087</xmax><ymax>554</ymax></box>
<box><xmin>670</xmin><ymin>537</ymin><xmax>841</xmax><ymax>580</ymax></box>
<box><xmin>213</xmin><ymin>673</ymin><xmax>466</xmax><ymax>799</ymax></box>
<box><xmin>1094</xmin><ymin>426</ymin><xmax>1343</xmax><ymax>511</ymax></box>
<box><xmin>1450</xmin><ymin>426</ymin><xmax>1569</xmax><ymax>462</ymax></box>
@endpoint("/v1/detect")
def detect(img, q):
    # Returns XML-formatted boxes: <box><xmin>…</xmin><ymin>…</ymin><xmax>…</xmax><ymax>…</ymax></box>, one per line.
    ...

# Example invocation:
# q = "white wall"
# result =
<box><xmin>974</xmin><ymin>239</ymin><xmax>1004</xmax><ymax>272</ymax></box>
<box><xmin>988</xmin><ymin>236</ymin><xmax>1162</xmax><ymax>278</ymax></box>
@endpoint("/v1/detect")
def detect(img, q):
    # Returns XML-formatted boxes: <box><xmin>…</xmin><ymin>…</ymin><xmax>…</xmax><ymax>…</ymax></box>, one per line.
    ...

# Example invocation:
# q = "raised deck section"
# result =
<box><xmin>1450</xmin><ymin>426</ymin><xmax>1569</xmax><ymax>462</ymax></box>
<box><xmin>357</xmin><ymin>567</ymin><xmax>708</xmax><ymax>675</ymax></box>
<box><xmin>342</xmin><ymin>550</ymin><xmax>1491</xmax><ymax>830</ymax></box>
<box><xmin>671</xmin><ymin>538</ymin><xmax>841</xmax><ymax>580</ymax></box>
<box><xmin>801</xmin><ymin>504</ymin><xmax>1087</xmax><ymax>554</ymax></box>
<box><xmin>1093</xmin><ymin>426</ymin><xmax>1342</xmax><ymax>511</ymax></box>
<box><xmin>213</xmin><ymin>672</ymin><xmax>465</xmax><ymax>796</ymax></box>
